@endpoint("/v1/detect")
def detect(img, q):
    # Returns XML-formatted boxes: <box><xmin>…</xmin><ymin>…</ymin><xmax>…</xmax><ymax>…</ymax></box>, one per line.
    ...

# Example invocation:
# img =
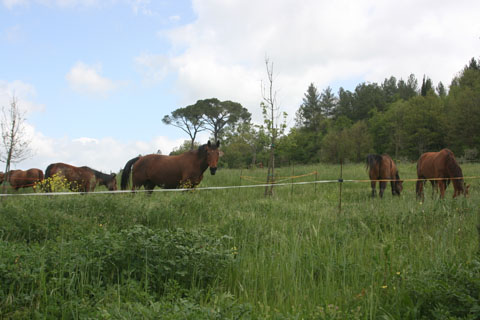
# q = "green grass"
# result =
<box><xmin>0</xmin><ymin>162</ymin><xmax>479</xmax><ymax>319</ymax></box>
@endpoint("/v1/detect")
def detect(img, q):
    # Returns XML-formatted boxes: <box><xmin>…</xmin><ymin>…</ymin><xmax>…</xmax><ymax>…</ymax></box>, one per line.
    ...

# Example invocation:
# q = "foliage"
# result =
<box><xmin>403</xmin><ymin>259</ymin><xmax>480</xmax><ymax>319</ymax></box>
<box><xmin>0</xmin><ymin>163</ymin><xmax>479</xmax><ymax>318</ymax></box>
<box><xmin>169</xmin><ymin>140</ymin><xmax>201</xmax><ymax>156</ymax></box>
<box><xmin>196</xmin><ymin>98</ymin><xmax>251</xmax><ymax>141</ymax></box>
<box><xmin>162</xmin><ymin>104</ymin><xmax>206</xmax><ymax>150</ymax></box>
<box><xmin>34</xmin><ymin>173</ymin><xmax>77</xmax><ymax>192</ymax></box>
<box><xmin>321</xmin><ymin>120</ymin><xmax>373</xmax><ymax>163</ymax></box>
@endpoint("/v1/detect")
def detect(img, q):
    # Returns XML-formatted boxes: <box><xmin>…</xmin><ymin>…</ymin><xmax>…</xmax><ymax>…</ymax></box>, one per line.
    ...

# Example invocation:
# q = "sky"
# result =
<box><xmin>1</xmin><ymin>0</ymin><xmax>479</xmax><ymax>172</ymax></box>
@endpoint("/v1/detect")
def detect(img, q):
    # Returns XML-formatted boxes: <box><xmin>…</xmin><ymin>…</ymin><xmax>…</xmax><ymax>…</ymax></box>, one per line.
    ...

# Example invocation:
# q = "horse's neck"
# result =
<box><xmin>186</xmin><ymin>150</ymin><xmax>209</xmax><ymax>173</ymax></box>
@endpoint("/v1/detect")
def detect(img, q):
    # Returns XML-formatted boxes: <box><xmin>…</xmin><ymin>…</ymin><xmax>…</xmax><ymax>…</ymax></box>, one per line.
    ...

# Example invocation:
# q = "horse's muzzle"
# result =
<box><xmin>210</xmin><ymin>167</ymin><xmax>217</xmax><ymax>175</ymax></box>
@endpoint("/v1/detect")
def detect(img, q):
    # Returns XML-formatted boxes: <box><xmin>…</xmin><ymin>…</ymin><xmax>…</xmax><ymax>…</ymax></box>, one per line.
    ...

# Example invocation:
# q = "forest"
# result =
<box><xmin>165</xmin><ymin>57</ymin><xmax>480</xmax><ymax>168</ymax></box>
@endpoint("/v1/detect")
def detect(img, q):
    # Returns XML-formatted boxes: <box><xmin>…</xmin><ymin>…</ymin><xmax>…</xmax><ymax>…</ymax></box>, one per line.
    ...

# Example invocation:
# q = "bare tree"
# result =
<box><xmin>1</xmin><ymin>95</ymin><xmax>32</xmax><ymax>194</ymax></box>
<box><xmin>261</xmin><ymin>58</ymin><xmax>287</xmax><ymax>196</ymax></box>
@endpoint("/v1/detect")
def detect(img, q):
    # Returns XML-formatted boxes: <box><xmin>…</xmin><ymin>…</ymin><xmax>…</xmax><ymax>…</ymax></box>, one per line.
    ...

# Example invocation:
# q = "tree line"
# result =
<box><xmin>164</xmin><ymin>57</ymin><xmax>480</xmax><ymax>168</ymax></box>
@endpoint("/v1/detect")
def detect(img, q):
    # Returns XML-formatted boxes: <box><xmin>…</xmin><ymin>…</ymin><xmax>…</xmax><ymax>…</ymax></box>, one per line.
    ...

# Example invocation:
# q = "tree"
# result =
<box><xmin>420</xmin><ymin>75</ymin><xmax>434</xmax><ymax>96</ymax></box>
<box><xmin>350</xmin><ymin>82</ymin><xmax>386</xmax><ymax>121</ymax></box>
<box><xmin>261</xmin><ymin>57</ymin><xmax>287</xmax><ymax>196</ymax></box>
<box><xmin>162</xmin><ymin>104</ymin><xmax>206</xmax><ymax>150</ymax></box>
<box><xmin>1</xmin><ymin>95</ymin><xmax>32</xmax><ymax>193</ymax></box>
<box><xmin>436</xmin><ymin>81</ymin><xmax>447</xmax><ymax>98</ymax></box>
<box><xmin>222</xmin><ymin>122</ymin><xmax>268</xmax><ymax>168</ymax></box>
<box><xmin>446</xmin><ymin>57</ymin><xmax>480</xmax><ymax>155</ymax></box>
<box><xmin>169</xmin><ymin>140</ymin><xmax>201</xmax><ymax>155</ymax></box>
<box><xmin>397</xmin><ymin>74</ymin><xmax>418</xmax><ymax>100</ymax></box>
<box><xmin>196</xmin><ymin>98</ymin><xmax>251</xmax><ymax>142</ymax></box>
<box><xmin>382</xmin><ymin>76</ymin><xmax>398</xmax><ymax>104</ymax></box>
<box><xmin>335</xmin><ymin>87</ymin><xmax>354</xmax><ymax>119</ymax></box>
<box><xmin>319</xmin><ymin>86</ymin><xmax>337</xmax><ymax>118</ymax></box>
<box><xmin>296</xmin><ymin>83</ymin><xmax>322</xmax><ymax>129</ymax></box>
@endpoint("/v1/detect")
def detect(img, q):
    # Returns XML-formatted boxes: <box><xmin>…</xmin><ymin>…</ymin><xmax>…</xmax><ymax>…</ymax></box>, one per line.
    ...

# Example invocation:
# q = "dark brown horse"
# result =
<box><xmin>416</xmin><ymin>148</ymin><xmax>469</xmax><ymax>199</ymax></box>
<box><xmin>366</xmin><ymin>154</ymin><xmax>403</xmax><ymax>198</ymax></box>
<box><xmin>121</xmin><ymin>140</ymin><xmax>221</xmax><ymax>192</ymax></box>
<box><xmin>45</xmin><ymin>163</ymin><xmax>117</xmax><ymax>192</ymax></box>
<box><xmin>6</xmin><ymin>168</ymin><xmax>44</xmax><ymax>191</ymax></box>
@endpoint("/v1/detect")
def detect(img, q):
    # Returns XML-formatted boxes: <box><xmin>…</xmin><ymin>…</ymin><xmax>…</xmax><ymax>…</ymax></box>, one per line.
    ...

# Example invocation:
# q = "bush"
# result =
<box><xmin>403</xmin><ymin>258</ymin><xmax>480</xmax><ymax>319</ymax></box>
<box><xmin>34</xmin><ymin>173</ymin><xmax>77</xmax><ymax>192</ymax></box>
<box><xmin>0</xmin><ymin>225</ymin><xmax>235</xmax><ymax>317</ymax></box>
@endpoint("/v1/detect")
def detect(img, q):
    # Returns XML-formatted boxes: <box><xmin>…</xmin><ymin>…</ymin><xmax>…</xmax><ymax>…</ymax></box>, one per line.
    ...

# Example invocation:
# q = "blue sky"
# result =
<box><xmin>1</xmin><ymin>0</ymin><xmax>479</xmax><ymax>172</ymax></box>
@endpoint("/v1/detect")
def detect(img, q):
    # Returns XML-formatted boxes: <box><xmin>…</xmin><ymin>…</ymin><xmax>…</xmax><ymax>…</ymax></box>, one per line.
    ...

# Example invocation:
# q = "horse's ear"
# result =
<box><xmin>207</xmin><ymin>141</ymin><xmax>211</xmax><ymax>147</ymax></box>
<box><xmin>216</xmin><ymin>140</ymin><xmax>220</xmax><ymax>148</ymax></box>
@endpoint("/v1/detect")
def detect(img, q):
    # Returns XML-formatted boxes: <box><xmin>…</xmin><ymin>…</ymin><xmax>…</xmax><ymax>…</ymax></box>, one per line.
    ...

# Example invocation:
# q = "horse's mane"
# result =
<box><xmin>196</xmin><ymin>143</ymin><xmax>219</xmax><ymax>157</ymax></box>
<box><xmin>366</xmin><ymin>154</ymin><xmax>383</xmax><ymax>171</ymax></box>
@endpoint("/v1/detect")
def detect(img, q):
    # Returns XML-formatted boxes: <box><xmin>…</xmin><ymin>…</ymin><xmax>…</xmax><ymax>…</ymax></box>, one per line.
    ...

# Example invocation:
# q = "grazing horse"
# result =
<box><xmin>416</xmin><ymin>148</ymin><xmax>469</xmax><ymax>199</ymax></box>
<box><xmin>121</xmin><ymin>140</ymin><xmax>221</xmax><ymax>192</ymax></box>
<box><xmin>366</xmin><ymin>154</ymin><xmax>403</xmax><ymax>198</ymax></box>
<box><xmin>7</xmin><ymin>168</ymin><xmax>44</xmax><ymax>191</ymax></box>
<box><xmin>45</xmin><ymin>163</ymin><xmax>117</xmax><ymax>192</ymax></box>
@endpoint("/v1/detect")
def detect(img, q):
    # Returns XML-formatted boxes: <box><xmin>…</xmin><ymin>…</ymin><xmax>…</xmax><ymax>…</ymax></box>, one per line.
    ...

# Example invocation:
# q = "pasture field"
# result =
<box><xmin>1</xmin><ymin>162</ymin><xmax>480</xmax><ymax>319</ymax></box>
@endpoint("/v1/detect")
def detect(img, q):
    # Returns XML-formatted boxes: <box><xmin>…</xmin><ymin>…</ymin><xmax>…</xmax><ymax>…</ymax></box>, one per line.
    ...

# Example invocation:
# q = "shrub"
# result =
<box><xmin>34</xmin><ymin>173</ymin><xmax>77</xmax><ymax>192</ymax></box>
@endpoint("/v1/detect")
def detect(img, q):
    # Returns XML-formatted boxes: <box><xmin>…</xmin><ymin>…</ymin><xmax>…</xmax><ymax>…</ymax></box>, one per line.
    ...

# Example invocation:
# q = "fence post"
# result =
<box><xmin>291</xmin><ymin>162</ymin><xmax>294</xmax><ymax>196</ymax></box>
<box><xmin>239</xmin><ymin>168</ymin><xmax>243</xmax><ymax>186</ymax></box>
<box><xmin>338</xmin><ymin>159</ymin><xmax>343</xmax><ymax>214</ymax></box>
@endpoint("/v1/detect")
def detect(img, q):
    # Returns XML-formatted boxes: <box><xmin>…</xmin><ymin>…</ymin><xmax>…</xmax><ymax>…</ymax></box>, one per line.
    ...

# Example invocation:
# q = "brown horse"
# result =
<box><xmin>366</xmin><ymin>154</ymin><xmax>403</xmax><ymax>198</ymax></box>
<box><xmin>45</xmin><ymin>163</ymin><xmax>117</xmax><ymax>192</ymax></box>
<box><xmin>121</xmin><ymin>140</ymin><xmax>221</xmax><ymax>192</ymax></box>
<box><xmin>416</xmin><ymin>148</ymin><xmax>469</xmax><ymax>199</ymax></box>
<box><xmin>6</xmin><ymin>168</ymin><xmax>44</xmax><ymax>191</ymax></box>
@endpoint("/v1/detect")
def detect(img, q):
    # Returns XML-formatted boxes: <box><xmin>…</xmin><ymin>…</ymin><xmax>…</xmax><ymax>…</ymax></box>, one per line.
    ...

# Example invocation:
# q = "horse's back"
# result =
<box><xmin>133</xmin><ymin>153</ymin><xmax>199</xmax><ymax>189</ymax></box>
<box><xmin>134</xmin><ymin>154</ymin><xmax>184</xmax><ymax>187</ymax></box>
<box><xmin>418</xmin><ymin>149</ymin><xmax>456</xmax><ymax>178</ymax></box>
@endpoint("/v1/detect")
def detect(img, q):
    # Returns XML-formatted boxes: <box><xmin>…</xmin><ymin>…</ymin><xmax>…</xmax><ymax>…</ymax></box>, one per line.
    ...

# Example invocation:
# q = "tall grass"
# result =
<box><xmin>0</xmin><ymin>163</ymin><xmax>479</xmax><ymax>319</ymax></box>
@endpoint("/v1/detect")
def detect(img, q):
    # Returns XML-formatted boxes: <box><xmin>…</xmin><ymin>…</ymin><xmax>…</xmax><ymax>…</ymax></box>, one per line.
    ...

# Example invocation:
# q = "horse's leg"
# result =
<box><xmin>144</xmin><ymin>181</ymin><xmax>155</xmax><ymax>195</ymax></box>
<box><xmin>370</xmin><ymin>181</ymin><xmax>376</xmax><ymax>197</ymax></box>
<box><xmin>416</xmin><ymin>180</ymin><xmax>424</xmax><ymax>200</ymax></box>
<box><xmin>390</xmin><ymin>180</ymin><xmax>397</xmax><ymax>195</ymax></box>
<box><xmin>379</xmin><ymin>181</ymin><xmax>387</xmax><ymax>198</ymax></box>
<box><xmin>438</xmin><ymin>180</ymin><xmax>446</xmax><ymax>199</ymax></box>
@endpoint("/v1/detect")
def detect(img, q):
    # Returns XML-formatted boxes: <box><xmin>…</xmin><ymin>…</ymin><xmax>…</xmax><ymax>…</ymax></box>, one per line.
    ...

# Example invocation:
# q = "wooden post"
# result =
<box><xmin>290</xmin><ymin>162</ymin><xmax>294</xmax><ymax>196</ymax></box>
<box><xmin>338</xmin><ymin>159</ymin><xmax>343</xmax><ymax>214</ymax></box>
<box><xmin>240</xmin><ymin>168</ymin><xmax>243</xmax><ymax>186</ymax></box>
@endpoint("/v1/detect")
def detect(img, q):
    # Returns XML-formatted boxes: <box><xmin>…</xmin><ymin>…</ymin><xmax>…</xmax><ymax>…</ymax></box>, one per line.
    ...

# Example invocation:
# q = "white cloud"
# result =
<box><xmin>134</xmin><ymin>53</ymin><xmax>171</xmax><ymax>84</ymax></box>
<box><xmin>2</xmin><ymin>0</ymin><xmax>27</xmax><ymax>8</ymax></box>
<box><xmin>66</xmin><ymin>62</ymin><xmax>119</xmax><ymax>97</ymax></box>
<box><xmin>0</xmin><ymin>80</ymin><xmax>45</xmax><ymax>113</ymax></box>
<box><xmin>16</xmin><ymin>128</ymin><xmax>184</xmax><ymax>173</ymax></box>
<box><xmin>151</xmin><ymin>0</ymin><xmax>480</xmax><ymax>125</ymax></box>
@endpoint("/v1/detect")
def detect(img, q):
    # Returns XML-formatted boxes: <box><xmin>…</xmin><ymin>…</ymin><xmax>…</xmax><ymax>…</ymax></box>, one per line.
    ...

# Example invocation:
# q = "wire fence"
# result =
<box><xmin>0</xmin><ymin>173</ymin><xmax>477</xmax><ymax>197</ymax></box>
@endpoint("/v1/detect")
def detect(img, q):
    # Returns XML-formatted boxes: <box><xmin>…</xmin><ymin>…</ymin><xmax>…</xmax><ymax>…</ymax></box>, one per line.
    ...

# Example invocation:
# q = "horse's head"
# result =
<box><xmin>454</xmin><ymin>182</ymin><xmax>470</xmax><ymax>198</ymax></box>
<box><xmin>107</xmin><ymin>173</ymin><xmax>117</xmax><ymax>191</ymax></box>
<box><xmin>394</xmin><ymin>172</ymin><xmax>403</xmax><ymax>195</ymax></box>
<box><xmin>206</xmin><ymin>140</ymin><xmax>221</xmax><ymax>175</ymax></box>
<box><xmin>395</xmin><ymin>180</ymin><xmax>404</xmax><ymax>195</ymax></box>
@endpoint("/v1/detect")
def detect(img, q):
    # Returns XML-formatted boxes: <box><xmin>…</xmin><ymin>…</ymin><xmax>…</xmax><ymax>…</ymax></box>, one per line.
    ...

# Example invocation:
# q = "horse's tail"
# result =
<box><xmin>121</xmin><ymin>156</ymin><xmax>140</xmax><ymax>190</ymax></box>
<box><xmin>44</xmin><ymin>163</ymin><xmax>57</xmax><ymax>192</ymax></box>
<box><xmin>45</xmin><ymin>163</ymin><xmax>55</xmax><ymax>179</ymax></box>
